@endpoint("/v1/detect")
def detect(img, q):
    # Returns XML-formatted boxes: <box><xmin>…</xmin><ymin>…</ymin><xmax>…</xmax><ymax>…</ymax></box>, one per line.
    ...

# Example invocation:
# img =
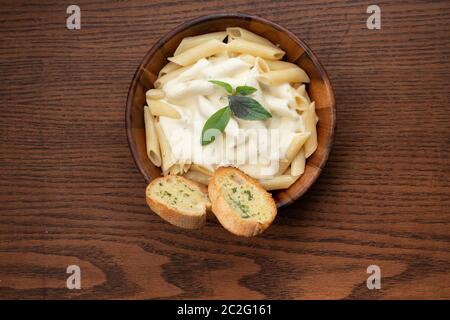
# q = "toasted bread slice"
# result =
<box><xmin>208</xmin><ymin>167</ymin><xmax>277</xmax><ymax>237</ymax></box>
<box><xmin>146</xmin><ymin>175</ymin><xmax>210</xmax><ymax>229</ymax></box>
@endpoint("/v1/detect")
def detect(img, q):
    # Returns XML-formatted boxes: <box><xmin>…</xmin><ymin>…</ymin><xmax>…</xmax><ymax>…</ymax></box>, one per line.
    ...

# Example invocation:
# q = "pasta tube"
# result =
<box><xmin>148</xmin><ymin>100</ymin><xmax>181</xmax><ymax>119</ymax></box>
<box><xmin>184</xmin><ymin>170</ymin><xmax>211</xmax><ymax>186</ymax></box>
<box><xmin>238</xmin><ymin>54</ymin><xmax>256</xmax><ymax>64</ymax></box>
<box><xmin>226</xmin><ymin>27</ymin><xmax>277</xmax><ymax>48</ymax></box>
<box><xmin>169</xmin><ymin>164</ymin><xmax>183</xmax><ymax>175</ymax></box>
<box><xmin>168</xmin><ymin>39</ymin><xmax>227</xmax><ymax>66</ymax></box>
<box><xmin>259</xmin><ymin>175</ymin><xmax>298</xmax><ymax>191</ymax></box>
<box><xmin>277</xmin><ymin>132</ymin><xmax>310</xmax><ymax>174</ymax></box>
<box><xmin>303</xmin><ymin>102</ymin><xmax>318</xmax><ymax>158</ymax></box>
<box><xmin>296</xmin><ymin>84</ymin><xmax>311</xmax><ymax>103</ymax></box>
<box><xmin>168</xmin><ymin>163</ymin><xmax>190</xmax><ymax>175</ymax></box>
<box><xmin>227</xmin><ymin>38</ymin><xmax>285</xmax><ymax>60</ymax></box>
<box><xmin>290</xmin><ymin>147</ymin><xmax>305</xmax><ymax>176</ymax></box>
<box><xmin>146</xmin><ymin>89</ymin><xmax>165</xmax><ymax>101</ymax></box>
<box><xmin>255</xmin><ymin>57</ymin><xmax>270</xmax><ymax>73</ymax></box>
<box><xmin>158</xmin><ymin>62</ymin><xmax>180</xmax><ymax>77</ymax></box>
<box><xmin>291</xmin><ymin>86</ymin><xmax>310</xmax><ymax>111</ymax></box>
<box><xmin>257</xmin><ymin>68</ymin><xmax>310</xmax><ymax>85</ymax></box>
<box><xmin>263</xmin><ymin>59</ymin><xmax>300</xmax><ymax>71</ymax></box>
<box><xmin>190</xmin><ymin>164</ymin><xmax>213</xmax><ymax>176</ymax></box>
<box><xmin>143</xmin><ymin>106</ymin><xmax>162</xmax><ymax>167</ymax></box>
<box><xmin>174</xmin><ymin>32</ymin><xmax>227</xmax><ymax>56</ymax></box>
<box><xmin>154</xmin><ymin>121</ymin><xmax>176</xmax><ymax>175</ymax></box>
<box><xmin>154</xmin><ymin>65</ymin><xmax>190</xmax><ymax>88</ymax></box>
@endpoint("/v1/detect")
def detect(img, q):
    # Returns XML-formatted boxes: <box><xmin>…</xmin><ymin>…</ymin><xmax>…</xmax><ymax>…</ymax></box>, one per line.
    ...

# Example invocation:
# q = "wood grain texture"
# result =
<box><xmin>0</xmin><ymin>0</ymin><xmax>449</xmax><ymax>299</ymax></box>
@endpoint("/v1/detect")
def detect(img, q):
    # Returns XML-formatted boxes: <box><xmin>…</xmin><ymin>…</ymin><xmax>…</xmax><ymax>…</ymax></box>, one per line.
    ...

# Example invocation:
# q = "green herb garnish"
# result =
<box><xmin>243</xmin><ymin>190</ymin><xmax>253</xmax><ymax>201</ymax></box>
<box><xmin>200</xmin><ymin>106</ymin><xmax>232</xmax><ymax>146</ymax></box>
<box><xmin>201</xmin><ymin>80</ymin><xmax>272</xmax><ymax>145</ymax></box>
<box><xmin>208</xmin><ymin>80</ymin><xmax>233</xmax><ymax>94</ymax></box>
<box><xmin>228</xmin><ymin>95</ymin><xmax>272</xmax><ymax>120</ymax></box>
<box><xmin>235</xmin><ymin>85</ymin><xmax>257</xmax><ymax>96</ymax></box>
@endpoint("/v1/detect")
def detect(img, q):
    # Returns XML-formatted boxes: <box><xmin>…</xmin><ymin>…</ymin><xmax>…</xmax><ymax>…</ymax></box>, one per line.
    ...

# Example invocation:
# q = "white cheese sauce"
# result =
<box><xmin>158</xmin><ymin>56</ymin><xmax>305</xmax><ymax>179</ymax></box>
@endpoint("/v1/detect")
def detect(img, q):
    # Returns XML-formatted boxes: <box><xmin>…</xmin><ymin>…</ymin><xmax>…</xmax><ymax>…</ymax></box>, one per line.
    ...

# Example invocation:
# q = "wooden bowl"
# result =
<box><xmin>126</xmin><ymin>13</ymin><xmax>335</xmax><ymax>208</ymax></box>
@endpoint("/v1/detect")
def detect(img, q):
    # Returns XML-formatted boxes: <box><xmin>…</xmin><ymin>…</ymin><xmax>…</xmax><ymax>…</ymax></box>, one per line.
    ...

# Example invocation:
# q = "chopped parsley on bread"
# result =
<box><xmin>208</xmin><ymin>167</ymin><xmax>277</xmax><ymax>237</ymax></box>
<box><xmin>145</xmin><ymin>175</ymin><xmax>210</xmax><ymax>229</ymax></box>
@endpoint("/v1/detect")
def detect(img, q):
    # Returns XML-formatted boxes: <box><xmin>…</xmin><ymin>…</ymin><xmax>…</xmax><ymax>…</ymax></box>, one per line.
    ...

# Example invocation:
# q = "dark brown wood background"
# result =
<box><xmin>0</xmin><ymin>0</ymin><xmax>449</xmax><ymax>300</ymax></box>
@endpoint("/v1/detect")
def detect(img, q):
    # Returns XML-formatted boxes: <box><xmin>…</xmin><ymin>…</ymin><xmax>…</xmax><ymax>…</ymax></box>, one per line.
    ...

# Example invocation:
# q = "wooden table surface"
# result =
<box><xmin>0</xmin><ymin>0</ymin><xmax>449</xmax><ymax>300</ymax></box>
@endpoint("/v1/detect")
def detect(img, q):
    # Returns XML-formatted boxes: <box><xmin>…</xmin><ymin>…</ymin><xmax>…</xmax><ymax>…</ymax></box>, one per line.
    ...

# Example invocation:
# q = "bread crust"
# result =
<box><xmin>208</xmin><ymin>167</ymin><xmax>277</xmax><ymax>237</ymax></box>
<box><xmin>145</xmin><ymin>175</ymin><xmax>209</xmax><ymax>229</ymax></box>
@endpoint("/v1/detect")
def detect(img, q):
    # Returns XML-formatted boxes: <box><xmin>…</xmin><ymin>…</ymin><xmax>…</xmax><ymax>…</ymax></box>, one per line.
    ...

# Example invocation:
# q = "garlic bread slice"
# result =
<box><xmin>146</xmin><ymin>175</ymin><xmax>210</xmax><ymax>229</ymax></box>
<box><xmin>208</xmin><ymin>167</ymin><xmax>277</xmax><ymax>236</ymax></box>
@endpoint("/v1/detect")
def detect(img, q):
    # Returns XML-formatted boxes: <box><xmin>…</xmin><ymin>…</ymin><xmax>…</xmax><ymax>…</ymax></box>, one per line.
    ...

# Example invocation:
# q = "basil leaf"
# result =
<box><xmin>228</xmin><ymin>96</ymin><xmax>272</xmax><ymax>120</ymax></box>
<box><xmin>201</xmin><ymin>106</ymin><xmax>232</xmax><ymax>146</ymax></box>
<box><xmin>208</xmin><ymin>80</ymin><xmax>233</xmax><ymax>94</ymax></box>
<box><xmin>235</xmin><ymin>86</ymin><xmax>257</xmax><ymax>96</ymax></box>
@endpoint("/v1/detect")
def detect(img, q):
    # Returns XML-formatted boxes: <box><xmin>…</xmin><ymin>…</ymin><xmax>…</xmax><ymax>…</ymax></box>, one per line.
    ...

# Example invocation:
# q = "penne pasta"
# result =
<box><xmin>226</xmin><ymin>27</ymin><xmax>277</xmax><ymax>48</ymax></box>
<box><xmin>168</xmin><ymin>163</ymin><xmax>190</xmax><ymax>175</ymax></box>
<box><xmin>257</xmin><ymin>68</ymin><xmax>310</xmax><ymax>85</ymax></box>
<box><xmin>277</xmin><ymin>132</ymin><xmax>310</xmax><ymax>174</ymax></box>
<box><xmin>146</xmin><ymin>89</ymin><xmax>165</xmax><ymax>101</ymax></box>
<box><xmin>158</xmin><ymin>62</ymin><xmax>180</xmax><ymax>77</ymax></box>
<box><xmin>212</xmin><ymin>50</ymin><xmax>230</xmax><ymax>60</ymax></box>
<box><xmin>283</xmin><ymin>166</ymin><xmax>292</xmax><ymax>175</ymax></box>
<box><xmin>169</xmin><ymin>163</ymin><xmax>183</xmax><ymax>175</ymax></box>
<box><xmin>190</xmin><ymin>164</ymin><xmax>213</xmax><ymax>176</ymax></box>
<box><xmin>154</xmin><ymin>65</ymin><xmax>190</xmax><ymax>88</ymax></box>
<box><xmin>174</xmin><ymin>31</ymin><xmax>227</xmax><ymax>56</ymax></box>
<box><xmin>263</xmin><ymin>59</ymin><xmax>299</xmax><ymax>71</ymax></box>
<box><xmin>238</xmin><ymin>54</ymin><xmax>256</xmax><ymax>64</ymax></box>
<box><xmin>184</xmin><ymin>170</ymin><xmax>211</xmax><ymax>186</ymax></box>
<box><xmin>154</xmin><ymin>121</ymin><xmax>176</xmax><ymax>175</ymax></box>
<box><xmin>254</xmin><ymin>57</ymin><xmax>270</xmax><ymax>73</ymax></box>
<box><xmin>227</xmin><ymin>38</ymin><xmax>285</xmax><ymax>60</ymax></box>
<box><xmin>259</xmin><ymin>175</ymin><xmax>298</xmax><ymax>191</ymax></box>
<box><xmin>290</xmin><ymin>147</ymin><xmax>305</xmax><ymax>176</ymax></box>
<box><xmin>143</xmin><ymin>106</ymin><xmax>162</xmax><ymax>167</ymax></box>
<box><xmin>148</xmin><ymin>100</ymin><xmax>181</xmax><ymax>119</ymax></box>
<box><xmin>291</xmin><ymin>86</ymin><xmax>310</xmax><ymax>111</ymax></box>
<box><xmin>296</xmin><ymin>84</ymin><xmax>311</xmax><ymax>103</ymax></box>
<box><xmin>239</xmin><ymin>163</ymin><xmax>279</xmax><ymax>180</ymax></box>
<box><xmin>168</xmin><ymin>39</ymin><xmax>227</xmax><ymax>66</ymax></box>
<box><xmin>182</xmin><ymin>163</ymin><xmax>191</xmax><ymax>174</ymax></box>
<box><xmin>303</xmin><ymin>102</ymin><xmax>318</xmax><ymax>158</ymax></box>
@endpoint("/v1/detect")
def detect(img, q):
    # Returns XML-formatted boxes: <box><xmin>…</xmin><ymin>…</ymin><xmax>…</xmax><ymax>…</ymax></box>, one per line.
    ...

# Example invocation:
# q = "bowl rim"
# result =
<box><xmin>126</xmin><ymin>12</ymin><xmax>336</xmax><ymax>208</ymax></box>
